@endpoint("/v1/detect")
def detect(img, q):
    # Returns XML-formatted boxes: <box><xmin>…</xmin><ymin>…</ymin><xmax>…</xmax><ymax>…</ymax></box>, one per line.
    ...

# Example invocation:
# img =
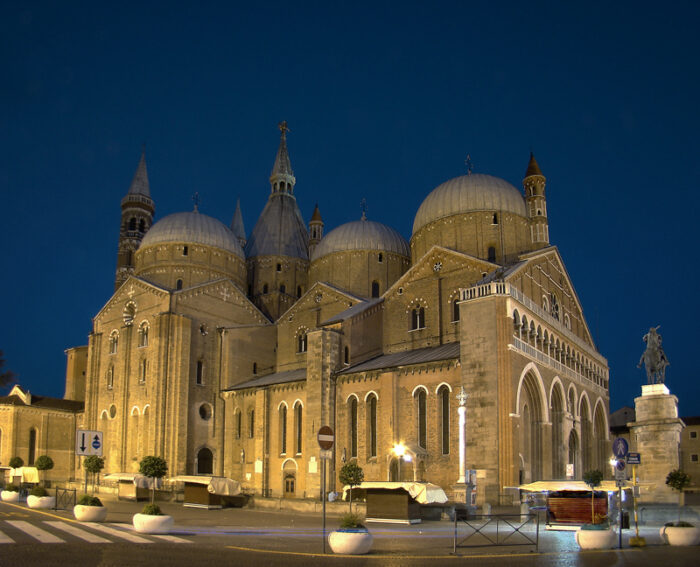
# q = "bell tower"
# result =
<box><xmin>308</xmin><ymin>204</ymin><xmax>324</xmax><ymax>256</ymax></box>
<box><xmin>115</xmin><ymin>150</ymin><xmax>155</xmax><ymax>290</ymax></box>
<box><xmin>523</xmin><ymin>152</ymin><xmax>549</xmax><ymax>250</ymax></box>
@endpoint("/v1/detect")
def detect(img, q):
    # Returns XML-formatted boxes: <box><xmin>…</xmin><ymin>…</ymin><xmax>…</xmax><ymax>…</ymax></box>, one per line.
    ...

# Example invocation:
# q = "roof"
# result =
<box><xmin>413</xmin><ymin>173</ymin><xmax>527</xmax><ymax>235</ymax></box>
<box><xmin>525</xmin><ymin>152</ymin><xmax>543</xmax><ymax>177</ymax></box>
<box><xmin>681</xmin><ymin>416</ymin><xmax>700</xmax><ymax>426</ymax></box>
<box><xmin>0</xmin><ymin>394</ymin><xmax>84</xmax><ymax>412</ymax></box>
<box><xmin>139</xmin><ymin>211</ymin><xmax>244</xmax><ymax>257</ymax></box>
<box><xmin>311</xmin><ymin>217</ymin><xmax>410</xmax><ymax>261</ymax></box>
<box><xmin>127</xmin><ymin>151</ymin><xmax>151</xmax><ymax>197</ymax></box>
<box><xmin>321</xmin><ymin>298</ymin><xmax>383</xmax><ymax>326</ymax></box>
<box><xmin>226</xmin><ymin>368</ymin><xmax>306</xmax><ymax>391</ymax></box>
<box><xmin>244</xmin><ymin>193</ymin><xmax>309</xmax><ymax>259</ymax></box>
<box><xmin>339</xmin><ymin>342</ymin><xmax>460</xmax><ymax>374</ymax></box>
<box><xmin>230</xmin><ymin>198</ymin><xmax>246</xmax><ymax>243</ymax></box>
<box><xmin>609</xmin><ymin>406</ymin><xmax>635</xmax><ymax>429</ymax></box>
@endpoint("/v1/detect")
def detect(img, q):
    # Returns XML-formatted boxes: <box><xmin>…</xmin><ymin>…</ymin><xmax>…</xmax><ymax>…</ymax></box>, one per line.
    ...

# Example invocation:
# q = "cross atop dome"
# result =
<box><xmin>278</xmin><ymin>120</ymin><xmax>290</xmax><ymax>139</ymax></box>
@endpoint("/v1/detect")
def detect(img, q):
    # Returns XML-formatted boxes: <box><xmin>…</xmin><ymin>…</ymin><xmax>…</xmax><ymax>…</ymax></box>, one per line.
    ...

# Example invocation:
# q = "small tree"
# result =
<box><xmin>139</xmin><ymin>456</ymin><xmax>168</xmax><ymax>504</ymax></box>
<box><xmin>83</xmin><ymin>456</ymin><xmax>105</xmax><ymax>493</ymax></box>
<box><xmin>9</xmin><ymin>456</ymin><xmax>23</xmax><ymax>469</ymax></box>
<box><xmin>666</xmin><ymin>469</ymin><xmax>691</xmax><ymax>525</ymax></box>
<box><xmin>339</xmin><ymin>461</ymin><xmax>364</xmax><ymax>514</ymax></box>
<box><xmin>34</xmin><ymin>455</ymin><xmax>54</xmax><ymax>486</ymax></box>
<box><xmin>583</xmin><ymin>469</ymin><xmax>604</xmax><ymax>524</ymax></box>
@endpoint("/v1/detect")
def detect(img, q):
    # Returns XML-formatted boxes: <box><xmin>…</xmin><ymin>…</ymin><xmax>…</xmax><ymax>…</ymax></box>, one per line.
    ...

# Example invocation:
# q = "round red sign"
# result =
<box><xmin>317</xmin><ymin>425</ymin><xmax>334</xmax><ymax>450</ymax></box>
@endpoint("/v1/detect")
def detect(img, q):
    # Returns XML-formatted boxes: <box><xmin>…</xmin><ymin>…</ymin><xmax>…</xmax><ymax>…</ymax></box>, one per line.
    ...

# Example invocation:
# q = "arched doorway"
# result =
<box><xmin>579</xmin><ymin>397</ymin><xmax>592</xmax><ymax>473</ymax></box>
<box><xmin>568</xmin><ymin>429</ymin><xmax>579</xmax><ymax>479</ymax></box>
<box><xmin>282</xmin><ymin>460</ymin><xmax>297</xmax><ymax>498</ymax></box>
<box><xmin>551</xmin><ymin>385</ymin><xmax>566</xmax><ymax>478</ymax></box>
<box><xmin>518</xmin><ymin>371</ymin><xmax>545</xmax><ymax>483</ymax></box>
<box><xmin>196</xmin><ymin>447</ymin><xmax>213</xmax><ymax>475</ymax></box>
<box><xmin>389</xmin><ymin>458</ymin><xmax>399</xmax><ymax>482</ymax></box>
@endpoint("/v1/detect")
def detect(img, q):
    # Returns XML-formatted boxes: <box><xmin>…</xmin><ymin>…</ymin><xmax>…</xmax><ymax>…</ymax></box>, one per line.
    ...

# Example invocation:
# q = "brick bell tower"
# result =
<box><xmin>523</xmin><ymin>152</ymin><xmax>549</xmax><ymax>250</ymax></box>
<box><xmin>115</xmin><ymin>150</ymin><xmax>155</xmax><ymax>291</ymax></box>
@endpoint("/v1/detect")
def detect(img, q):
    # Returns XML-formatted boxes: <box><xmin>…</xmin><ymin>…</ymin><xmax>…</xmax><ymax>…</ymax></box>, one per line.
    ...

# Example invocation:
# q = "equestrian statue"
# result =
<box><xmin>637</xmin><ymin>326</ymin><xmax>670</xmax><ymax>385</ymax></box>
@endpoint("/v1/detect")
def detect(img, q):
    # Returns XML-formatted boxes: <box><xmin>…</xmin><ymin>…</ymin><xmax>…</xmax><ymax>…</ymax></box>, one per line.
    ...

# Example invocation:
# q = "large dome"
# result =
<box><xmin>140</xmin><ymin>211</ymin><xmax>244</xmax><ymax>257</ymax></box>
<box><xmin>412</xmin><ymin>173</ymin><xmax>527</xmax><ymax>235</ymax></box>
<box><xmin>312</xmin><ymin>218</ymin><xmax>409</xmax><ymax>261</ymax></box>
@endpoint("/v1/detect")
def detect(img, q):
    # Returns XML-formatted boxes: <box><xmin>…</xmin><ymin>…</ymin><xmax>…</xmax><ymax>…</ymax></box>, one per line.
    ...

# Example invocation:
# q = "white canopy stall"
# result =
<box><xmin>168</xmin><ymin>476</ymin><xmax>241</xmax><ymax>509</ymax></box>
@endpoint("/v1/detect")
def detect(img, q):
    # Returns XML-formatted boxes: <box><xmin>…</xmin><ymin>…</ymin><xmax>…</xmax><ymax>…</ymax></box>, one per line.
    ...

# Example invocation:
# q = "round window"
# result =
<box><xmin>109</xmin><ymin>404</ymin><xmax>117</xmax><ymax>419</ymax></box>
<box><xmin>199</xmin><ymin>404</ymin><xmax>212</xmax><ymax>420</ymax></box>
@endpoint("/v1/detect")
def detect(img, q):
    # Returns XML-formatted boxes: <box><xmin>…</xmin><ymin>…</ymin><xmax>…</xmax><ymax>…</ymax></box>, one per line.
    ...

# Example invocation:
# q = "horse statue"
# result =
<box><xmin>637</xmin><ymin>326</ymin><xmax>670</xmax><ymax>384</ymax></box>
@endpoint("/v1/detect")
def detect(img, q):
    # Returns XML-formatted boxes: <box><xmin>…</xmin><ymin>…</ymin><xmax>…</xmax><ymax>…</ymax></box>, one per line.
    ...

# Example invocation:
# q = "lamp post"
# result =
<box><xmin>457</xmin><ymin>387</ymin><xmax>468</xmax><ymax>484</ymax></box>
<box><xmin>393</xmin><ymin>443</ymin><xmax>406</xmax><ymax>482</ymax></box>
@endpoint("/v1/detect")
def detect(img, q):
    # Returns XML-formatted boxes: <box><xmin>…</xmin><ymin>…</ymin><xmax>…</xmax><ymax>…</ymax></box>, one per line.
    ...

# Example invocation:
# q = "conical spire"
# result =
<box><xmin>525</xmin><ymin>152</ymin><xmax>543</xmax><ymax>177</ymax></box>
<box><xmin>231</xmin><ymin>198</ymin><xmax>247</xmax><ymax>248</ymax></box>
<box><xmin>269</xmin><ymin>121</ymin><xmax>296</xmax><ymax>194</ymax></box>
<box><xmin>128</xmin><ymin>150</ymin><xmax>151</xmax><ymax>197</ymax></box>
<box><xmin>310</xmin><ymin>203</ymin><xmax>322</xmax><ymax>222</ymax></box>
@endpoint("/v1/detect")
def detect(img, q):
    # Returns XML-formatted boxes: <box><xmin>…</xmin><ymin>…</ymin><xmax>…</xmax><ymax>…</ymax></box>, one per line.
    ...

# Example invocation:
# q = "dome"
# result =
<box><xmin>312</xmin><ymin>218</ymin><xmax>410</xmax><ymax>261</ymax></box>
<box><xmin>139</xmin><ymin>211</ymin><xmax>244</xmax><ymax>257</ymax></box>
<box><xmin>412</xmin><ymin>173</ymin><xmax>527</xmax><ymax>235</ymax></box>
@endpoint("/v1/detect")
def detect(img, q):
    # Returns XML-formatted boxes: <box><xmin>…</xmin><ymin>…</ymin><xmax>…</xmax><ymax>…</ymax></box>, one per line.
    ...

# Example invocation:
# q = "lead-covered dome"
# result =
<box><xmin>311</xmin><ymin>218</ymin><xmax>409</xmax><ymax>261</ymax></box>
<box><xmin>412</xmin><ymin>173</ymin><xmax>527</xmax><ymax>235</ymax></box>
<box><xmin>140</xmin><ymin>211</ymin><xmax>244</xmax><ymax>257</ymax></box>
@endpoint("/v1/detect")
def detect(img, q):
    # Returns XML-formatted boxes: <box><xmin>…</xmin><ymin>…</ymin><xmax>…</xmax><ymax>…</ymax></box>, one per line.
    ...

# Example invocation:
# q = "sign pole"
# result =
<box><xmin>322</xmin><ymin>457</ymin><xmax>326</xmax><ymax>554</ymax></box>
<box><xmin>618</xmin><ymin>486</ymin><xmax>623</xmax><ymax>549</ymax></box>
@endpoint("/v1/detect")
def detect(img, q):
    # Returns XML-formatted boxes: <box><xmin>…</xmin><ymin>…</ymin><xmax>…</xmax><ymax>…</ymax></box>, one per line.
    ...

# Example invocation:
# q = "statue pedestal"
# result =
<box><xmin>629</xmin><ymin>385</ymin><xmax>684</xmax><ymax>504</ymax></box>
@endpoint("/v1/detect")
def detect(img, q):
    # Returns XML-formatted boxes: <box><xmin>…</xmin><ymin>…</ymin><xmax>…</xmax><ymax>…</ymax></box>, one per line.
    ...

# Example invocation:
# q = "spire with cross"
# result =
<box><xmin>464</xmin><ymin>154</ymin><xmax>473</xmax><ymax>175</ymax></box>
<box><xmin>360</xmin><ymin>198</ymin><xmax>368</xmax><ymax>221</ymax></box>
<box><xmin>192</xmin><ymin>192</ymin><xmax>200</xmax><ymax>212</ymax></box>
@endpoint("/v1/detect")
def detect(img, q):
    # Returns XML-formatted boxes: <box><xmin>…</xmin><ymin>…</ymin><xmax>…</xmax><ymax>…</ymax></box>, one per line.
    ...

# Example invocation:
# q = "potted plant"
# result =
<box><xmin>575</xmin><ymin>469</ymin><xmax>614</xmax><ymax>550</ymax></box>
<box><xmin>9</xmin><ymin>456</ymin><xmax>23</xmax><ymax>470</ymax></box>
<box><xmin>27</xmin><ymin>485</ymin><xmax>56</xmax><ymax>509</ymax></box>
<box><xmin>132</xmin><ymin>503</ymin><xmax>174</xmax><ymax>534</ymax></box>
<box><xmin>132</xmin><ymin>456</ymin><xmax>172</xmax><ymax>534</ymax></box>
<box><xmin>328</xmin><ymin>512</ymin><xmax>373</xmax><ymax>555</ymax></box>
<box><xmin>35</xmin><ymin>455</ymin><xmax>54</xmax><ymax>487</ymax></box>
<box><xmin>661</xmin><ymin>469</ymin><xmax>700</xmax><ymax>545</ymax></box>
<box><xmin>1</xmin><ymin>484</ymin><xmax>20</xmax><ymax>503</ymax></box>
<box><xmin>74</xmin><ymin>494</ymin><xmax>108</xmax><ymax>522</ymax></box>
<box><xmin>328</xmin><ymin>462</ymin><xmax>372</xmax><ymax>555</ymax></box>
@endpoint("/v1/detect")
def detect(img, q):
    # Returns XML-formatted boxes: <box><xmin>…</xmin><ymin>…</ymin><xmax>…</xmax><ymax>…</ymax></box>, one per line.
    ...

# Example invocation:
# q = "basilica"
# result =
<box><xmin>2</xmin><ymin>124</ymin><xmax>610</xmax><ymax>505</ymax></box>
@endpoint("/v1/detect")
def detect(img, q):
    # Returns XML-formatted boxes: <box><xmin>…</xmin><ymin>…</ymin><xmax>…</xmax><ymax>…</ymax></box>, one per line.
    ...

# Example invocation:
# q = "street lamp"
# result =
<box><xmin>393</xmin><ymin>443</ymin><xmax>406</xmax><ymax>482</ymax></box>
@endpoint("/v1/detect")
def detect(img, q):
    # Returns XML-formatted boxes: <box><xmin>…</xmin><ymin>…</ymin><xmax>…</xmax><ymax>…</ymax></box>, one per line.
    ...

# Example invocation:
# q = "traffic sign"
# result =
<box><xmin>317</xmin><ymin>426</ymin><xmax>334</xmax><ymax>450</ymax></box>
<box><xmin>627</xmin><ymin>452</ymin><xmax>641</xmax><ymax>465</ymax></box>
<box><xmin>76</xmin><ymin>430</ymin><xmax>103</xmax><ymax>456</ymax></box>
<box><xmin>612</xmin><ymin>437</ymin><xmax>629</xmax><ymax>459</ymax></box>
<box><xmin>615</xmin><ymin>459</ymin><xmax>626</xmax><ymax>480</ymax></box>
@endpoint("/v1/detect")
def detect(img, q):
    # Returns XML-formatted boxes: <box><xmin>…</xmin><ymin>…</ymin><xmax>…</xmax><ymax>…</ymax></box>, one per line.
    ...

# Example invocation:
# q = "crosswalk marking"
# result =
<box><xmin>0</xmin><ymin>530</ymin><xmax>15</xmax><ymax>544</ymax></box>
<box><xmin>86</xmin><ymin>522</ymin><xmax>153</xmax><ymax>543</ymax></box>
<box><xmin>44</xmin><ymin>521</ymin><xmax>112</xmax><ymax>543</ymax></box>
<box><xmin>152</xmin><ymin>534</ymin><xmax>192</xmax><ymax>543</ymax></box>
<box><xmin>7</xmin><ymin>521</ymin><xmax>65</xmax><ymax>543</ymax></box>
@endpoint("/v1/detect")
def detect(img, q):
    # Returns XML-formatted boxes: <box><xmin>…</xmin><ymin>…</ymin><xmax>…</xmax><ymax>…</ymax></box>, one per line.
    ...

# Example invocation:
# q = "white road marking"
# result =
<box><xmin>0</xmin><ymin>530</ymin><xmax>15</xmax><ymax>544</ymax></box>
<box><xmin>86</xmin><ymin>522</ymin><xmax>153</xmax><ymax>543</ymax></box>
<box><xmin>152</xmin><ymin>534</ymin><xmax>192</xmax><ymax>543</ymax></box>
<box><xmin>45</xmin><ymin>521</ymin><xmax>112</xmax><ymax>543</ymax></box>
<box><xmin>6</xmin><ymin>521</ymin><xmax>65</xmax><ymax>543</ymax></box>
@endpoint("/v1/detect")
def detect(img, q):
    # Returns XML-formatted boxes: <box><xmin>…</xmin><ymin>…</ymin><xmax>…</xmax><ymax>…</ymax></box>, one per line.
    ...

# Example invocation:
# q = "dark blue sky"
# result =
<box><xmin>1</xmin><ymin>1</ymin><xmax>698</xmax><ymax>415</ymax></box>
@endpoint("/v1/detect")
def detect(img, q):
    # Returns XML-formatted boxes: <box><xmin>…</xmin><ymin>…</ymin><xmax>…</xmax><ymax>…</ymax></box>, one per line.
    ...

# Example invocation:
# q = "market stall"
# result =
<box><xmin>103</xmin><ymin>473</ymin><xmax>154</xmax><ymax>501</ymax></box>
<box><xmin>342</xmin><ymin>481</ymin><xmax>448</xmax><ymax>524</ymax></box>
<box><xmin>169</xmin><ymin>476</ymin><xmax>241</xmax><ymax>509</ymax></box>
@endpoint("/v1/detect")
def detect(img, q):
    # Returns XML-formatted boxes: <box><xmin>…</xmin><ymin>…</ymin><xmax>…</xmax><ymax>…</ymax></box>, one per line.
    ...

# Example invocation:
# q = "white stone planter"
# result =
<box><xmin>27</xmin><ymin>495</ymin><xmax>56</xmax><ymax>509</ymax></box>
<box><xmin>1</xmin><ymin>491</ymin><xmax>20</xmax><ymax>502</ymax></box>
<box><xmin>74</xmin><ymin>505</ymin><xmax>108</xmax><ymax>522</ymax></box>
<box><xmin>132</xmin><ymin>513</ymin><xmax>174</xmax><ymax>534</ymax></box>
<box><xmin>660</xmin><ymin>525</ymin><xmax>700</xmax><ymax>546</ymax></box>
<box><xmin>328</xmin><ymin>529</ymin><xmax>373</xmax><ymax>555</ymax></box>
<box><xmin>575</xmin><ymin>526</ymin><xmax>615</xmax><ymax>549</ymax></box>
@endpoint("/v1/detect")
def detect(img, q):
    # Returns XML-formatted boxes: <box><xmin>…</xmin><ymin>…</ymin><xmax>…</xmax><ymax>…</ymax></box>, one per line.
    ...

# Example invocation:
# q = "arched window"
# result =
<box><xmin>28</xmin><ymin>428</ymin><xmax>37</xmax><ymax>465</ymax></box>
<box><xmin>294</xmin><ymin>403</ymin><xmax>303</xmax><ymax>454</ymax></box>
<box><xmin>253</xmin><ymin>362</ymin><xmax>257</xmax><ymax>374</ymax></box>
<box><xmin>280</xmin><ymin>284</ymin><xmax>286</xmax><ymax>294</ymax></box>
<box><xmin>138</xmin><ymin>322</ymin><xmax>149</xmax><ymax>347</ymax></box>
<box><xmin>297</xmin><ymin>333</ymin><xmax>307</xmax><ymax>353</ymax></box>
<box><xmin>262</xmin><ymin>283</ymin><xmax>268</xmax><ymax>294</ymax></box>
<box><xmin>438</xmin><ymin>386</ymin><xmax>450</xmax><ymax>454</ymax></box>
<box><xmin>488</xmin><ymin>246</ymin><xmax>496</xmax><ymax>262</ymax></box>
<box><xmin>106</xmin><ymin>366</ymin><xmax>114</xmax><ymax>389</ymax></box>
<box><xmin>139</xmin><ymin>359</ymin><xmax>147</xmax><ymax>384</ymax></box>
<box><xmin>349</xmin><ymin>397</ymin><xmax>358</xmax><ymax>458</ymax></box>
<box><xmin>235</xmin><ymin>411</ymin><xmax>242</xmax><ymax>439</ymax></box>
<box><xmin>344</xmin><ymin>346</ymin><xmax>350</xmax><ymax>365</ymax></box>
<box><xmin>248</xmin><ymin>409</ymin><xmax>255</xmax><ymax>438</ymax></box>
<box><xmin>276</xmin><ymin>263</ymin><xmax>282</xmax><ymax>272</ymax></box>
<box><xmin>129</xmin><ymin>217</ymin><xmax>136</xmax><ymax>231</ymax></box>
<box><xmin>416</xmin><ymin>389</ymin><xmax>427</xmax><ymax>449</ymax></box>
<box><xmin>297</xmin><ymin>286</ymin><xmax>302</xmax><ymax>298</ymax></box>
<box><xmin>183</xmin><ymin>245</ymin><xmax>188</xmax><ymax>256</ymax></box>
<box><xmin>139</xmin><ymin>219</ymin><xmax>145</xmax><ymax>232</ymax></box>
<box><xmin>492</xmin><ymin>213</ymin><xmax>498</xmax><ymax>224</ymax></box>
<box><xmin>452</xmin><ymin>299</ymin><xmax>460</xmax><ymax>322</ymax></box>
<box><xmin>279</xmin><ymin>405</ymin><xmax>287</xmax><ymax>454</ymax></box>
<box><xmin>367</xmin><ymin>394</ymin><xmax>377</xmax><ymax>458</ymax></box>
<box><xmin>109</xmin><ymin>331</ymin><xmax>119</xmax><ymax>354</ymax></box>
<box><xmin>378</xmin><ymin>253</ymin><xmax>383</xmax><ymax>263</ymax></box>
<box><xmin>410</xmin><ymin>306</ymin><xmax>425</xmax><ymax>330</ymax></box>
<box><xmin>371</xmin><ymin>281</ymin><xmax>380</xmax><ymax>298</ymax></box>
<box><xmin>176</xmin><ymin>279</ymin><xmax>183</xmax><ymax>290</ymax></box>
<box><xmin>196</xmin><ymin>360</ymin><xmax>204</xmax><ymax>385</ymax></box>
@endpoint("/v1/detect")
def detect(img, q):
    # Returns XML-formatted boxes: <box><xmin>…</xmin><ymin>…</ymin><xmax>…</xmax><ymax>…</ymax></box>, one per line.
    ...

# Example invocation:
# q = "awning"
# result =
<box><xmin>10</xmin><ymin>467</ymin><xmax>39</xmax><ymax>483</ymax></box>
<box><xmin>342</xmin><ymin>481</ymin><xmax>448</xmax><ymax>504</ymax></box>
<box><xmin>168</xmin><ymin>476</ymin><xmax>241</xmax><ymax>496</ymax></box>
<box><xmin>103</xmin><ymin>473</ymin><xmax>160</xmax><ymax>489</ymax></box>
<box><xmin>518</xmin><ymin>480</ymin><xmax>631</xmax><ymax>492</ymax></box>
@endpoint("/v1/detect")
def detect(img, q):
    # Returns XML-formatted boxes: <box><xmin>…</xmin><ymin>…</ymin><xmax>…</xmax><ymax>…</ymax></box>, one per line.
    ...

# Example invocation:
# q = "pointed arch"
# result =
<box><xmin>515</xmin><ymin>363</ymin><xmax>549</xmax><ymax>422</ymax></box>
<box><xmin>434</xmin><ymin>382</ymin><xmax>452</xmax><ymax>395</ymax></box>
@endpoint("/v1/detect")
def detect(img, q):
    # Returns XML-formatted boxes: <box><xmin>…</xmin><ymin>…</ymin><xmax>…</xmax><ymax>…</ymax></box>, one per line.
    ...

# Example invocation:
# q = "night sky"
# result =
<box><xmin>2</xmin><ymin>1</ymin><xmax>698</xmax><ymax>415</ymax></box>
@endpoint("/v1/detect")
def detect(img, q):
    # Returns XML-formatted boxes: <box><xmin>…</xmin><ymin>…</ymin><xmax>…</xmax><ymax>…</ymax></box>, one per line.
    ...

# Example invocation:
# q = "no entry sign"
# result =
<box><xmin>317</xmin><ymin>426</ymin><xmax>334</xmax><ymax>450</ymax></box>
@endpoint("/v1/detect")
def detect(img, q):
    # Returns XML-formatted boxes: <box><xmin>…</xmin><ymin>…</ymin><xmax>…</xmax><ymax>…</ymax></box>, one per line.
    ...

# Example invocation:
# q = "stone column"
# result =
<box><xmin>629</xmin><ymin>384</ymin><xmax>684</xmax><ymax>504</ymax></box>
